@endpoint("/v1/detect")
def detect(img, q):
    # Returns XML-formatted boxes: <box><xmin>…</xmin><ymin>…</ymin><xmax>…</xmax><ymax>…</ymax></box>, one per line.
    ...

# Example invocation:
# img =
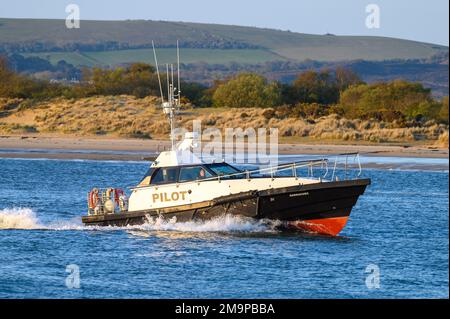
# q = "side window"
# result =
<box><xmin>207</xmin><ymin>163</ymin><xmax>243</xmax><ymax>179</ymax></box>
<box><xmin>138</xmin><ymin>168</ymin><xmax>155</xmax><ymax>186</ymax></box>
<box><xmin>179</xmin><ymin>166</ymin><xmax>213</xmax><ymax>182</ymax></box>
<box><xmin>150</xmin><ymin>168</ymin><xmax>179</xmax><ymax>185</ymax></box>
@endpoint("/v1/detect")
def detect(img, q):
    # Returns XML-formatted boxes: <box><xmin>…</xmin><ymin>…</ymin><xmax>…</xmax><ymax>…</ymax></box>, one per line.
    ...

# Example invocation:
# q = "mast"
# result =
<box><xmin>177</xmin><ymin>40</ymin><xmax>181</xmax><ymax>107</ymax></box>
<box><xmin>166</xmin><ymin>64</ymin><xmax>170</xmax><ymax>103</ymax></box>
<box><xmin>153</xmin><ymin>42</ymin><xmax>182</xmax><ymax>151</ymax></box>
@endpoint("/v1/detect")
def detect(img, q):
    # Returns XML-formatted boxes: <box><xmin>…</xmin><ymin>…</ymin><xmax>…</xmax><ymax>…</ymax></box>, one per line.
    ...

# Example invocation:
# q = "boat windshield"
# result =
<box><xmin>179</xmin><ymin>166</ymin><xmax>214</xmax><ymax>182</ymax></box>
<box><xmin>205</xmin><ymin>163</ymin><xmax>243</xmax><ymax>179</ymax></box>
<box><xmin>150</xmin><ymin>167</ymin><xmax>179</xmax><ymax>184</ymax></box>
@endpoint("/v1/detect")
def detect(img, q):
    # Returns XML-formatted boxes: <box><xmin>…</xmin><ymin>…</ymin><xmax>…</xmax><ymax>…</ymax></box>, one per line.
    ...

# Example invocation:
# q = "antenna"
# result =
<box><xmin>164</xmin><ymin>63</ymin><xmax>174</xmax><ymax>150</ymax></box>
<box><xmin>155</xmin><ymin>45</ymin><xmax>183</xmax><ymax>151</ymax></box>
<box><xmin>177</xmin><ymin>40</ymin><xmax>181</xmax><ymax>106</ymax></box>
<box><xmin>171</xmin><ymin>63</ymin><xmax>175</xmax><ymax>106</ymax></box>
<box><xmin>152</xmin><ymin>41</ymin><xmax>164</xmax><ymax>104</ymax></box>
<box><xmin>166</xmin><ymin>64</ymin><xmax>170</xmax><ymax>103</ymax></box>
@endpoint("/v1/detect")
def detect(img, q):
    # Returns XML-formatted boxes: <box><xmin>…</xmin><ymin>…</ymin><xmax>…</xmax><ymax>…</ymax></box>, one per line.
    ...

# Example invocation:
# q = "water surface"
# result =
<box><xmin>0</xmin><ymin>157</ymin><xmax>448</xmax><ymax>298</ymax></box>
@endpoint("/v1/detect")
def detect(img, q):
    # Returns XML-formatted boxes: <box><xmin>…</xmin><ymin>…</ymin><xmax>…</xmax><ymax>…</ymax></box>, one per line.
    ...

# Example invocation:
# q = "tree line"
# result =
<box><xmin>0</xmin><ymin>40</ymin><xmax>261</xmax><ymax>54</ymax></box>
<box><xmin>0</xmin><ymin>56</ymin><xmax>448</xmax><ymax>124</ymax></box>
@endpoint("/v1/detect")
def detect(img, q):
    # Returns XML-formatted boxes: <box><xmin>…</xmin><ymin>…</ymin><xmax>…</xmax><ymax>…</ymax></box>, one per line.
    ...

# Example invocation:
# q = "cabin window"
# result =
<box><xmin>138</xmin><ymin>167</ymin><xmax>155</xmax><ymax>186</ymax></box>
<box><xmin>179</xmin><ymin>166</ymin><xmax>213</xmax><ymax>182</ymax></box>
<box><xmin>207</xmin><ymin>163</ymin><xmax>242</xmax><ymax>178</ymax></box>
<box><xmin>150</xmin><ymin>167</ymin><xmax>179</xmax><ymax>185</ymax></box>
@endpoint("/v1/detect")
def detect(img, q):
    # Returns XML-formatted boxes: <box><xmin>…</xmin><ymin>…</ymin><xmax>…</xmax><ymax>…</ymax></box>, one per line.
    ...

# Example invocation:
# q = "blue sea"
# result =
<box><xmin>0</xmin><ymin>156</ymin><xmax>448</xmax><ymax>298</ymax></box>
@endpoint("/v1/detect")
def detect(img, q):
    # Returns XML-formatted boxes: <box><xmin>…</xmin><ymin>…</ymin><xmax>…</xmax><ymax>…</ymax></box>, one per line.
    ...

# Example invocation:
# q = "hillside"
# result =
<box><xmin>0</xmin><ymin>18</ymin><xmax>447</xmax><ymax>65</ymax></box>
<box><xmin>0</xmin><ymin>96</ymin><xmax>447</xmax><ymax>146</ymax></box>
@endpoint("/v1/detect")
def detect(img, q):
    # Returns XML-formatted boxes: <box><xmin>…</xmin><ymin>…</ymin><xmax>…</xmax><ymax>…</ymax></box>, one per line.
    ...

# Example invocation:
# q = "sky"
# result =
<box><xmin>0</xmin><ymin>0</ymin><xmax>448</xmax><ymax>46</ymax></box>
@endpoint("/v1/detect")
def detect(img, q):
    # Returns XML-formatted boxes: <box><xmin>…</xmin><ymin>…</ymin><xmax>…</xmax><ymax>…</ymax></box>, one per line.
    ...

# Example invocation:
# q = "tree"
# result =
<box><xmin>438</xmin><ymin>96</ymin><xmax>449</xmax><ymax>124</ymax></box>
<box><xmin>87</xmin><ymin>63</ymin><xmax>162</xmax><ymax>98</ymax></box>
<box><xmin>291</xmin><ymin>70</ymin><xmax>339</xmax><ymax>105</ymax></box>
<box><xmin>212</xmin><ymin>73</ymin><xmax>281</xmax><ymax>108</ymax></box>
<box><xmin>181</xmin><ymin>82</ymin><xmax>210</xmax><ymax>107</ymax></box>
<box><xmin>335</xmin><ymin>67</ymin><xmax>364</xmax><ymax>92</ymax></box>
<box><xmin>0</xmin><ymin>56</ymin><xmax>13</xmax><ymax>97</ymax></box>
<box><xmin>0</xmin><ymin>55</ymin><xmax>43</xmax><ymax>98</ymax></box>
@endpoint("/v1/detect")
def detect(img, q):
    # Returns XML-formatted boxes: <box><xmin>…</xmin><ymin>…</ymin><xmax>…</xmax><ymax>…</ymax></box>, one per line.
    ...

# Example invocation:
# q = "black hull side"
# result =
<box><xmin>257</xmin><ymin>179</ymin><xmax>370</xmax><ymax>221</ymax></box>
<box><xmin>82</xmin><ymin>179</ymin><xmax>370</xmax><ymax>234</ymax></box>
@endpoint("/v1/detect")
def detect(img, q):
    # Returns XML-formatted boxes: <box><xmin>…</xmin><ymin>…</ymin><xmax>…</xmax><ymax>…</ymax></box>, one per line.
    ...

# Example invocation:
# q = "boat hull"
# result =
<box><xmin>82</xmin><ymin>178</ymin><xmax>370</xmax><ymax>236</ymax></box>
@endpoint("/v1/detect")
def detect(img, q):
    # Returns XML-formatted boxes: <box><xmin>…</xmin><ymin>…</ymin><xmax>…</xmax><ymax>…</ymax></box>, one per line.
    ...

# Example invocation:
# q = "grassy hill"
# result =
<box><xmin>22</xmin><ymin>48</ymin><xmax>282</xmax><ymax>67</ymax></box>
<box><xmin>0</xmin><ymin>18</ymin><xmax>447</xmax><ymax>66</ymax></box>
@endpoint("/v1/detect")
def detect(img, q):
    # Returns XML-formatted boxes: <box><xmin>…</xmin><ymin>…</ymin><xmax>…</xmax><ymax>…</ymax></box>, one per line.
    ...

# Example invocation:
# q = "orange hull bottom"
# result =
<box><xmin>287</xmin><ymin>216</ymin><xmax>349</xmax><ymax>236</ymax></box>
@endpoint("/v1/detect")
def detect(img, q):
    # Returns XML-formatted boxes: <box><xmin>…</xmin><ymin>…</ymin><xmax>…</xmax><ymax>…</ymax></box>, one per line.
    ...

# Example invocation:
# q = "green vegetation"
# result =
<box><xmin>339</xmin><ymin>81</ymin><xmax>447</xmax><ymax>122</ymax></box>
<box><xmin>0</xmin><ymin>57</ymin><xmax>64</xmax><ymax>99</ymax></box>
<box><xmin>284</xmin><ymin>68</ymin><xmax>363</xmax><ymax>105</ymax></box>
<box><xmin>1</xmin><ymin>18</ymin><xmax>448</xmax><ymax>98</ymax></box>
<box><xmin>23</xmin><ymin>48</ymin><xmax>282</xmax><ymax>67</ymax></box>
<box><xmin>1</xmin><ymin>18</ymin><xmax>447</xmax><ymax>63</ymax></box>
<box><xmin>0</xmin><ymin>57</ymin><xmax>448</xmax><ymax>126</ymax></box>
<box><xmin>87</xmin><ymin>63</ymin><xmax>161</xmax><ymax>98</ymax></box>
<box><xmin>212</xmin><ymin>73</ymin><xmax>281</xmax><ymax>108</ymax></box>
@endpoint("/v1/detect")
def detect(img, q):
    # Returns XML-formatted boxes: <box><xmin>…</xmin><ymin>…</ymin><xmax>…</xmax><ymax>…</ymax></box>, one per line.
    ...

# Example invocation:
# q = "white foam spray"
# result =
<box><xmin>140</xmin><ymin>215</ymin><xmax>281</xmax><ymax>233</ymax></box>
<box><xmin>0</xmin><ymin>207</ymin><xmax>43</xmax><ymax>230</ymax></box>
<box><xmin>0</xmin><ymin>207</ymin><xmax>281</xmax><ymax>233</ymax></box>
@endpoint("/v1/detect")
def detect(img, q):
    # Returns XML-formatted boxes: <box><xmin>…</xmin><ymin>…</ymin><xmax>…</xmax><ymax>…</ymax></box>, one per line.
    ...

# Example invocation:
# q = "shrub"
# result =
<box><xmin>339</xmin><ymin>80</ymin><xmax>438</xmax><ymax>122</ymax></box>
<box><xmin>293</xmin><ymin>103</ymin><xmax>329</xmax><ymax>118</ymax></box>
<box><xmin>212</xmin><ymin>73</ymin><xmax>282</xmax><ymax>108</ymax></box>
<box><xmin>274</xmin><ymin>105</ymin><xmax>291</xmax><ymax>119</ymax></box>
<box><xmin>262</xmin><ymin>109</ymin><xmax>276</xmax><ymax>120</ymax></box>
<box><xmin>438</xmin><ymin>97</ymin><xmax>449</xmax><ymax>124</ymax></box>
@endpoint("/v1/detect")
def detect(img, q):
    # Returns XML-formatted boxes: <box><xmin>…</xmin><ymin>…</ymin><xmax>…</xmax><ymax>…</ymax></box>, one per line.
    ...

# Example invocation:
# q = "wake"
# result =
<box><xmin>0</xmin><ymin>207</ymin><xmax>281</xmax><ymax>233</ymax></box>
<box><xmin>0</xmin><ymin>207</ymin><xmax>43</xmax><ymax>230</ymax></box>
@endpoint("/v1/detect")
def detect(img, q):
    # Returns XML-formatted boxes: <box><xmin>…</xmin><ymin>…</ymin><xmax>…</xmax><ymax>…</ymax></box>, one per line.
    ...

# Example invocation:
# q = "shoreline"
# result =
<box><xmin>0</xmin><ymin>136</ymin><xmax>448</xmax><ymax>171</ymax></box>
<box><xmin>1</xmin><ymin>135</ymin><xmax>448</xmax><ymax>156</ymax></box>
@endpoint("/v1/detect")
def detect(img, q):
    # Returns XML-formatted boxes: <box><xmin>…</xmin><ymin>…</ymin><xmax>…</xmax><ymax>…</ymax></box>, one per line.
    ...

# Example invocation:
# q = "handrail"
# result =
<box><xmin>331</xmin><ymin>157</ymin><xmax>338</xmax><ymax>181</ymax></box>
<box><xmin>322</xmin><ymin>159</ymin><xmax>329</xmax><ymax>179</ymax></box>
<box><xmin>345</xmin><ymin>155</ymin><xmax>348</xmax><ymax>180</ymax></box>
<box><xmin>130</xmin><ymin>153</ymin><xmax>364</xmax><ymax>190</ymax></box>
<box><xmin>356</xmin><ymin>153</ymin><xmax>362</xmax><ymax>177</ymax></box>
<box><xmin>329</xmin><ymin>152</ymin><xmax>363</xmax><ymax>181</ymax></box>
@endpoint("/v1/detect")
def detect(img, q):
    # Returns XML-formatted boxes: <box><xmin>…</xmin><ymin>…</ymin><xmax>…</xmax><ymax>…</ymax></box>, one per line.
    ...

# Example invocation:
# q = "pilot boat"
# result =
<box><xmin>81</xmin><ymin>43</ymin><xmax>370</xmax><ymax>236</ymax></box>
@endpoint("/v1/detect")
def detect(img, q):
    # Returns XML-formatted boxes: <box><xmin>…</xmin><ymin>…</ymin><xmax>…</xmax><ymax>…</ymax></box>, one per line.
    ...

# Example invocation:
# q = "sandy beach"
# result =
<box><xmin>0</xmin><ymin>134</ymin><xmax>448</xmax><ymax>161</ymax></box>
